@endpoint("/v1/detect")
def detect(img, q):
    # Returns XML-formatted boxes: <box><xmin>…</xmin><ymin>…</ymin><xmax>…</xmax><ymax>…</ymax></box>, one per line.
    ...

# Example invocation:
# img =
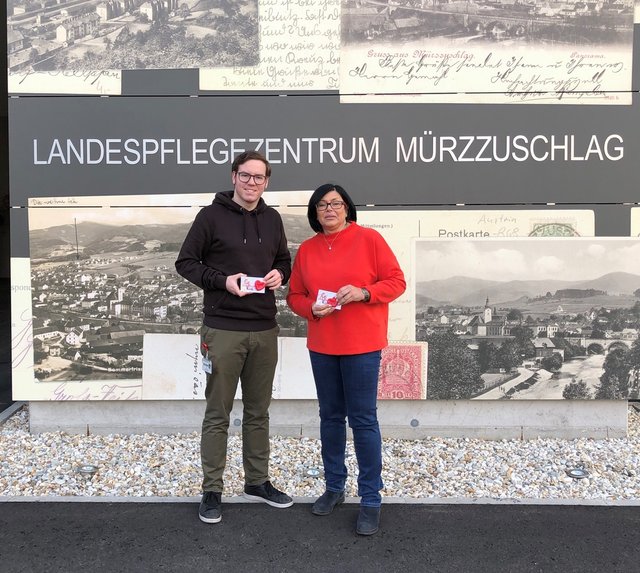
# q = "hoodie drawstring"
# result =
<box><xmin>253</xmin><ymin>211</ymin><xmax>262</xmax><ymax>244</ymax></box>
<box><xmin>242</xmin><ymin>210</ymin><xmax>247</xmax><ymax>244</ymax></box>
<box><xmin>242</xmin><ymin>209</ymin><xmax>262</xmax><ymax>244</ymax></box>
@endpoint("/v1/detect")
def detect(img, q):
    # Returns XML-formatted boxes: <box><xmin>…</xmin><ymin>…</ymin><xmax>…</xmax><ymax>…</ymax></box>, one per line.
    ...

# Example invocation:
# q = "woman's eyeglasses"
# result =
<box><xmin>316</xmin><ymin>200</ymin><xmax>345</xmax><ymax>211</ymax></box>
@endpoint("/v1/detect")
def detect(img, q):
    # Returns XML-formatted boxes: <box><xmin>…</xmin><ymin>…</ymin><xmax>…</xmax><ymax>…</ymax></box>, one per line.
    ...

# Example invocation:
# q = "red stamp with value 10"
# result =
<box><xmin>378</xmin><ymin>343</ymin><xmax>427</xmax><ymax>400</ymax></box>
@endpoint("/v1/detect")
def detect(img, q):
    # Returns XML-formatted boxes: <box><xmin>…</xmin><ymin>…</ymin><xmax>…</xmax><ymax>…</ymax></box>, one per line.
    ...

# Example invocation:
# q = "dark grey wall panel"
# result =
<box><xmin>10</xmin><ymin>207</ymin><xmax>28</xmax><ymax>256</ymax></box>
<box><xmin>121</xmin><ymin>70</ymin><xmax>200</xmax><ymax>96</ymax></box>
<box><xmin>9</xmin><ymin>95</ymin><xmax>639</xmax><ymax>206</ymax></box>
<box><xmin>593</xmin><ymin>204</ymin><xmax>634</xmax><ymax>236</ymax></box>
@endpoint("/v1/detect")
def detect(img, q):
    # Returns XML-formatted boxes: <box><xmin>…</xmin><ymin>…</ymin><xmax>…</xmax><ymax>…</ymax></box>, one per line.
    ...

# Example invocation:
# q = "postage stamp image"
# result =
<box><xmin>378</xmin><ymin>342</ymin><xmax>427</xmax><ymax>400</ymax></box>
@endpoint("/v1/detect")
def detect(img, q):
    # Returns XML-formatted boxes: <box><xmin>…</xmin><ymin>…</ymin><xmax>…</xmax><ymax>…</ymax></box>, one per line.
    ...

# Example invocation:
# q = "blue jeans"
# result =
<box><xmin>309</xmin><ymin>350</ymin><xmax>383</xmax><ymax>507</ymax></box>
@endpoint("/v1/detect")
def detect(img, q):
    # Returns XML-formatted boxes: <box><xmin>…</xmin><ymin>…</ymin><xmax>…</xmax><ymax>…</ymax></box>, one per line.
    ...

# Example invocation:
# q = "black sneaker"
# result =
<box><xmin>243</xmin><ymin>481</ymin><xmax>293</xmax><ymax>508</ymax></box>
<box><xmin>199</xmin><ymin>491</ymin><xmax>222</xmax><ymax>523</ymax></box>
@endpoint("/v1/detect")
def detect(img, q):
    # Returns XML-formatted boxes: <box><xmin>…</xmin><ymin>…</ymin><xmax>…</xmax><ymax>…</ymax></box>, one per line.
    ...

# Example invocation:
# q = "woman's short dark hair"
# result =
<box><xmin>307</xmin><ymin>183</ymin><xmax>357</xmax><ymax>233</ymax></box>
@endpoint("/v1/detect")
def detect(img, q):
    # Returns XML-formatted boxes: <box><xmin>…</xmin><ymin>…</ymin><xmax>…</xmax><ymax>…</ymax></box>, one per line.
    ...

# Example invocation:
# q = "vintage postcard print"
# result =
<box><xmin>8</xmin><ymin>0</ymin><xmax>259</xmax><ymax>94</ymax></box>
<box><xmin>201</xmin><ymin>0</ymin><xmax>340</xmax><ymax>91</ymax></box>
<box><xmin>414</xmin><ymin>237</ymin><xmax>640</xmax><ymax>400</ymax></box>
<box><xmin>340</xmin><ymin>0</ymin><xmax>633</xmax><ymax>104</ymax></box>
<box><xmin>631</xmin><ymin>207</ymin><xmax>640</xmax><ymax>236</ymax></box>
<box><xmin>15</xmin><ymin>196</ymin><xmax>596</xmax><ymax>400</ymax></box>
<box><xmin>17</xmin><ymin>192</ymin><xmax>310</xmax><ymax>400</ymax></box>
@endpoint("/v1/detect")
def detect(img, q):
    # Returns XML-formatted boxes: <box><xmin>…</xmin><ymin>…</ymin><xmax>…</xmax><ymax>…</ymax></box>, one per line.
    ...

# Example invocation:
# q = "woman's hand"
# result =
<box><xmin>336</xmin><ymin>284</ymin><xmax>366</xmax><ymax>306</ymax></box>
<box><xmin>312</xmin><ymin>303</ymin><xmax>335</xmax><ymax>318</ymax></box>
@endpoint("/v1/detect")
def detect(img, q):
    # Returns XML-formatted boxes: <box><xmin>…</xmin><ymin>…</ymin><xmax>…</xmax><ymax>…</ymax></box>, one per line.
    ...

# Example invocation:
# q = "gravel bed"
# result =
<box><xmin>1</xmin><ymin>405</ymin><xmax>640</xmax><ymax>501</ymax></box>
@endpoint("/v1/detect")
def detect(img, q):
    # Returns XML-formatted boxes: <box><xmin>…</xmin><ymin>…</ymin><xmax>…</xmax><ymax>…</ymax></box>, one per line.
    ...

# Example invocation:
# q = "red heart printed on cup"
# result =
<box><xmin>327</xmin><ymin>297</ymin><xmax>338</xmax><ymax>306</ymax></box>
<box><xmin>254</xmin><ymin>280</ymin><xmax>266</xmax><ymax>290</ymax></box>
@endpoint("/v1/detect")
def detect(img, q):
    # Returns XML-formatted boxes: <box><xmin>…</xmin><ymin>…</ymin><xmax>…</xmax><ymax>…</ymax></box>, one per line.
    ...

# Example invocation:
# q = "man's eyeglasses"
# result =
<box><xmin>316</xmin><ymin>200</ymin><xmax>346</xmax><ymax>211</ymax></box>
<box><xmin>237</xmin><ymin>172</ymin><xmax>267</xmax><ymax>185</ymax></box>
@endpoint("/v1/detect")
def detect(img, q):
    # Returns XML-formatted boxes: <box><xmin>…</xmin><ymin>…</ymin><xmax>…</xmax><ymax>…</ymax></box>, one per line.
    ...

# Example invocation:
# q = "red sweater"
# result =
<box><xmin>286</xmin><ymin>223</ymin><xmax>406</xmax><ymax>355</ymax></box>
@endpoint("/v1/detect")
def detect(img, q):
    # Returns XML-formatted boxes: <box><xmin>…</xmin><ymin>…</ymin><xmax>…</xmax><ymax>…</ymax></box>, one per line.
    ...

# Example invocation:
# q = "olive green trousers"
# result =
<box><xmin>200</xmin><ymin>325</ymin><xmax>279</xmax><ymax>493</ymax></box>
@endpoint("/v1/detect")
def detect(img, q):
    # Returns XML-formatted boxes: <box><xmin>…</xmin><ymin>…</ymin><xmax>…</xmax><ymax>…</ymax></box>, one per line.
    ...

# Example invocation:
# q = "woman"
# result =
<box><xmin>286</xmin><ymin>183</ymin><xmax>406</xmax><ymax>536</ymax></box>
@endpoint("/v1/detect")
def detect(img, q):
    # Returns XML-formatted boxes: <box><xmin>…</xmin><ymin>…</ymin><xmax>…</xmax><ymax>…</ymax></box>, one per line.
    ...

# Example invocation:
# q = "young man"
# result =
<box><xmin>175</xmin><ymin>150</ymin><xmax>293</xmax><ymax>523</ymax></box>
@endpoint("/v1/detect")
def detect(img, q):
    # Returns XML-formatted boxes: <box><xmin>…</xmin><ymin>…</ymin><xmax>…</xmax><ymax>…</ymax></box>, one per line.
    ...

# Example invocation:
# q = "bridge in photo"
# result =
<box><xmin>567</xmin><ymin>337</ymin><xmax>636</xmax><ymax>354</ymax></box>
<box><xmin>352</xmin><ymin>0</ymin><xmax>633</xmax><ymax>37</ymax></box>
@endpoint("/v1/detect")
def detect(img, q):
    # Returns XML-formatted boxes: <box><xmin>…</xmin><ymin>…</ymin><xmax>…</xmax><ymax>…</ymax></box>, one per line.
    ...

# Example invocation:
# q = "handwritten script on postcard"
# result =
<box><xmin>340</xmin><ymin>45</ymin><xmax>631</xmax><ymax>104</ymax></box>
<box><xmin>201</xmin><ymin>0</ymin><xmax>340</xmax><ymax>91</ymax></box>
<box><xmin>9</xmin><ymin>70</ymin><xmax>121</xmax><ymax>95</ymax></box>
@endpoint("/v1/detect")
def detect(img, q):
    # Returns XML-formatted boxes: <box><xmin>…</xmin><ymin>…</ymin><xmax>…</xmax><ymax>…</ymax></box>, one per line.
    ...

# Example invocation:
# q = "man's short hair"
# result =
<box><xmin>232</xmin><ymin>150</ymin><xmax>271</xmax><ymax>177</ymax></box>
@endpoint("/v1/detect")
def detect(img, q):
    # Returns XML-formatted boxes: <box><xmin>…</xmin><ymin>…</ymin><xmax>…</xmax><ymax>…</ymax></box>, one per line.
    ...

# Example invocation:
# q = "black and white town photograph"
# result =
<box><xmin>7</xmin><ymin>0</ymin><xmax>259</xmax><ymax>74</ymax></box>
<box><xmin>342</xmin><ymin>0</ymin><xmax>633</xmax><ymax>46</ymax></box>
<box><xmin>27</xmin><ymin>198</ymin><xmax>311</xmax><ymax>384</ymax></box>
<box><xmin>415</xmin><ymin>238</ymin><xmax>640</xmax><ymax>400</ymax></box>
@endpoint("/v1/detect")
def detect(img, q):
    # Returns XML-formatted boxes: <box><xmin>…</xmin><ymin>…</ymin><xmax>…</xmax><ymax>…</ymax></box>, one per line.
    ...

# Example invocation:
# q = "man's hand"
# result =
<box><xmin>263</xmin><ymin>269</ymin><xmax>283</xmax><ymax>290</ymax></box>
<box><xmin>226</xmin><ymin>273</ymin><xmax>247</xmax><ymax>296</ymax></box>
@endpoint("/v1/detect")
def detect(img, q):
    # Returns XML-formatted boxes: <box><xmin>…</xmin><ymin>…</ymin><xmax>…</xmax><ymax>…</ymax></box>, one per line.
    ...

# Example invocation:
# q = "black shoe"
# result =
<box><xmin>311</xmin><ymin>490</ymin><xmax>345</xmax><ymax>516</ymax></box>
<box><xmin>199</xmin><ymin>491</ymin><xmax>222</xmax><ymax>523</ymax></box>
<box><xmin>356</xmin><ymin>506</ymin><xmax>380</xmax><ymax>536</ymax></box>
<box><xmin>244</xmin><ymin>481</ymin><xmax>293</xmax><ymax>508</ymax></box>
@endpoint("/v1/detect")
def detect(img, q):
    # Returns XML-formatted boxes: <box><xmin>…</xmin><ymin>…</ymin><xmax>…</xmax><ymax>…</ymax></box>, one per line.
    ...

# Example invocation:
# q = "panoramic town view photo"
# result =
<box><xmin>27</xmin><ymin>204</ymin><xmax>311</xmax><ymax>384</ymax></box>
<box><xmin>342</xmin><ymin>0</ymin><xmax>633</xmax><ymax>45</ymax></box>
<box><xmin>415</xmin><ymin>238</ymin><xmax>640</xmax><ymax>400</ymax></box>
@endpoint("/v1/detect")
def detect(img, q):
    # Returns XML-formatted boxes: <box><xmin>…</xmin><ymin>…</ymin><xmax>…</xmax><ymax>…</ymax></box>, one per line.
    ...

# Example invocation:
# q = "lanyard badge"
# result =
<box><xmin>201</xmin><ymin>342</ymin><xmax>213</xmax><ymax>374</ymax></box>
